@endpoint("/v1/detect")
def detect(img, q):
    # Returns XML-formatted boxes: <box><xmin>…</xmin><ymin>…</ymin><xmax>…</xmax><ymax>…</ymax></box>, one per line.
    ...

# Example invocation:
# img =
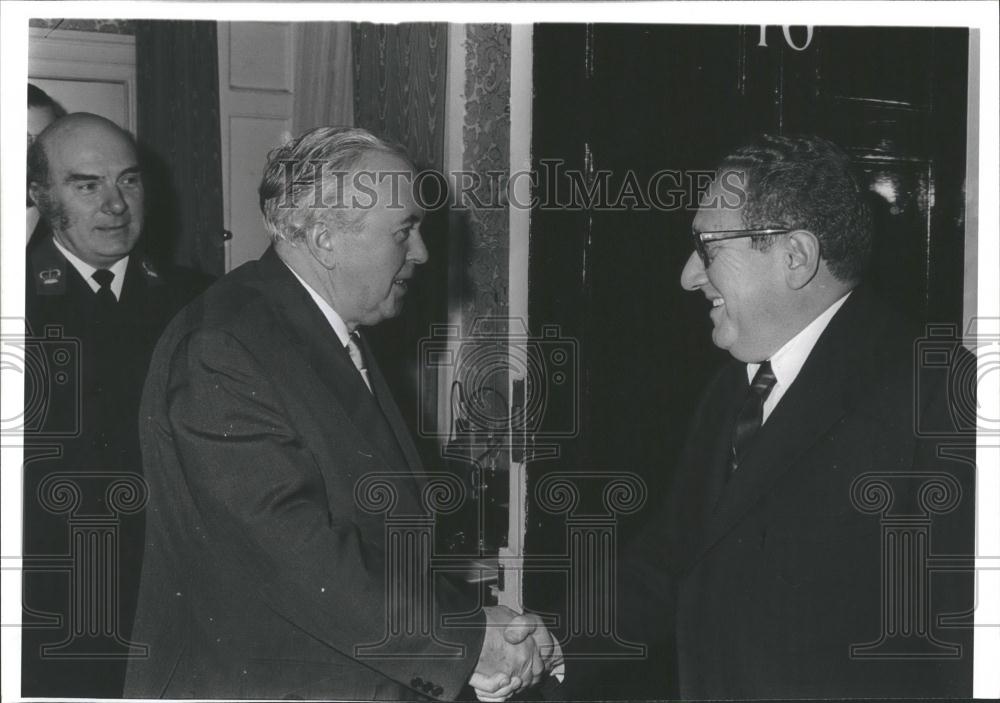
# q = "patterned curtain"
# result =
<box><xmin>293</xmin><ymin>23</ymin><xmax>354</xmax><ymax>134</ymax></box>
<box><xmin>352</xmin><ymin>23</ymin><xmax>447</xmax><ymax>170</ymax></box>
<box><xmin>135</xmin><ymin>21</ymin><xmax>225</xmax><ymax>276</ymax></box>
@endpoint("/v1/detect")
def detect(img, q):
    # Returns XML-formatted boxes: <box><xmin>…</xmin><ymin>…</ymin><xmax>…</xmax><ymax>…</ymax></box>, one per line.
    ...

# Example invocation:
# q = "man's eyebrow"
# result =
<box><xmin>396</xmin><ymin>213</ymin><xmax>422</xmax><ymax>227</ymax></box>
<box><xmin>63</xmin><ymin>166</ymin><xmax>142</xmax><ymax>184</ymax></box>
<box><xmin>64</xmin><ymin>172</ymin><xmax>102</xmax><ymax>183</ymax></box>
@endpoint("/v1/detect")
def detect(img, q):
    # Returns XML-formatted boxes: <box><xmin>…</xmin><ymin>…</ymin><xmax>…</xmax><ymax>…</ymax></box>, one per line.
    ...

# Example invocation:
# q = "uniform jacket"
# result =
<box><xmin>124</xmin><ymin>247</ymin><xmax>485</xmax><ymax>700</ymax></box>
<box><xmin>22</xmin><ymin>232</ymin><xmax>210</xmax><ymax>698</ymax></box>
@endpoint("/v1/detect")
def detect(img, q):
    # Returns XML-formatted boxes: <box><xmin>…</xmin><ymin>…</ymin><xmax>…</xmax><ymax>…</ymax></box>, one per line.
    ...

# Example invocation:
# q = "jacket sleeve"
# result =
<box><xmin>165</xmin><ymin>328</ymin><xmax>484</xmax><ymax>699</ymax></box>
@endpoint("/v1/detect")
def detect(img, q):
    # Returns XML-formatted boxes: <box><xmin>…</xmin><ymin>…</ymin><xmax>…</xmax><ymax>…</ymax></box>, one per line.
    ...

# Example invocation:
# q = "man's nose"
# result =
<box><xmin>102</xmin><ymin>185</ymin><xmax>128</xmax><ymax>215</ymax></box>
<box><xmin>407</xmin><ymin>230</ymin><xmax>429</xmax><ymax>265</ymax></box>
<box><xmin>680</xmin><ymin>250</ymin><xmax>707</xmax><ymax>291</ymax></box>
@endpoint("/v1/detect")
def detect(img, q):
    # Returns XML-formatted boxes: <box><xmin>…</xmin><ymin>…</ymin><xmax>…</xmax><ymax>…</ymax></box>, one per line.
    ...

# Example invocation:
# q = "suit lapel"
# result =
<box><xmin>254</xmin><ymin>248</ymin><xmax>411</xmax><ymax>471</ymax></box>
<box><xmin>357</xmin><ymin>333</ymin><xmax>425</xmax><ymax>476</ymax></box>
<box><xmin>684</xmin><ymin>364</ymin><xmax>745</xmax><ymax>531</ymax></box>
<box><xmin>684</xmin><ymin>292</ymin><xmax>868</xmax><ymax>567</ymax></box>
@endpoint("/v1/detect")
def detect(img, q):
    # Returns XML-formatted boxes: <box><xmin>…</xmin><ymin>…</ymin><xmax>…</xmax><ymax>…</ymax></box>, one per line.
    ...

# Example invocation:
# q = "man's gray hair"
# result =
<box><xmin>258</xmin><ymin>126</ymin><xmax>413</xmax><ymax>243</ymax></box>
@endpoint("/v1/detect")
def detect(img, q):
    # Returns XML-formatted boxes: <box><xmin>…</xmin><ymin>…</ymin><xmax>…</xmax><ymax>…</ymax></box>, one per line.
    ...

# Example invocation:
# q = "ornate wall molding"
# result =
<box><xmin>461</xmin><ymin>24</ymin><xmax>512</xmax><ymax>326</ymax></box>
<box><xmin>30</xmin><ymin>19</ymin><xmax>136</xmax><ymax>35</ymax></box>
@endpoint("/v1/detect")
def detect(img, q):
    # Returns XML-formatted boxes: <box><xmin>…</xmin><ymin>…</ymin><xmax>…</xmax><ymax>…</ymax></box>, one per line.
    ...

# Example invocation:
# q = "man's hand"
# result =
<box><xmin>469</xmin><ymin>606</ymin><xmax>562</xmax><ymax>701</ymax></box>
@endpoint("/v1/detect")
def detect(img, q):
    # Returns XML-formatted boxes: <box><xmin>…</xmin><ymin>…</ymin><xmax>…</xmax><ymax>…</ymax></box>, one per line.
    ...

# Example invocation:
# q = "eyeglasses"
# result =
<box><xmin>691</xmin><ymin>228</ymin><xmax>790</xmax><ymax>267</ymax></box>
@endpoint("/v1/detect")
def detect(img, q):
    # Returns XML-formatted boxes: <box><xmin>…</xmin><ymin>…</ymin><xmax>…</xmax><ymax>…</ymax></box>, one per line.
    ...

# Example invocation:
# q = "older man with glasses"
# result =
<box><xmin>608</xmin><ymin>134</ymin><xmax>975</xmax><ymax>699</ymax></box>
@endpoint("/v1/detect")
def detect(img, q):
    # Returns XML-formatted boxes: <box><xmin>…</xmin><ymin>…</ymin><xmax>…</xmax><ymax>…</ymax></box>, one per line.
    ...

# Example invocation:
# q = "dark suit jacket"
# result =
<box><xmin>124</xmin><ymin>247</ymin><xmax>485</xmax><ymax>700</ymax></box>
<box><xmin>617</xmin><ymin>288</ymin><xmax>975</xmax><ymax>699</ymax></box>
<box><xmin>23</xmin><ymin>233</ymin><xmax>210</xmax><ymax>698</ymax></box>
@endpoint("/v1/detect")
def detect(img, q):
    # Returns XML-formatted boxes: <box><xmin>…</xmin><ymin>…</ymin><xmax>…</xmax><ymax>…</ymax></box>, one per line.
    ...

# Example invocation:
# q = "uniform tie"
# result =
<box><xmin>730</xmin><ymin>361</ymin><xmax>777</xmax><ymax>475</ymax></box>
<box><xmin>346</xmin><ymin>332</ymin><xmax>373</xmax><ymax>393</ymax></box>
<box><xmin>92</xmin><ymin>269</ymin><xmax>117</xmax><ymax>320</ymax></box>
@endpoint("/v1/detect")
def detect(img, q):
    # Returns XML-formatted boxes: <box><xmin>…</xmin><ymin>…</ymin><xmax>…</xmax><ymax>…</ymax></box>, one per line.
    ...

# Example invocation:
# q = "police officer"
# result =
<box><xmin>23</xmin><ymin>113</ymin><xmax>210</xmax><ymax>698</ymax></box>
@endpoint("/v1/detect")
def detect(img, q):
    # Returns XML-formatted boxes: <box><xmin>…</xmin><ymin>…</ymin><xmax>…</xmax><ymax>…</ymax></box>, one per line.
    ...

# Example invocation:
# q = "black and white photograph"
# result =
<box><xmin>2</xmin><ymin>2</ymin><xmax>998</xmax><ymax>701</ymax></box>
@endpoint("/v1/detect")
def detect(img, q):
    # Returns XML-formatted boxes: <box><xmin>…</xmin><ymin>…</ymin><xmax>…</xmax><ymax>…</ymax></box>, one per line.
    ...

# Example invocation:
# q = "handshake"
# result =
<box><xmin>469</xmin><ymin>605</ymin><xmax>564</xmax><ymax>701</ymax></box>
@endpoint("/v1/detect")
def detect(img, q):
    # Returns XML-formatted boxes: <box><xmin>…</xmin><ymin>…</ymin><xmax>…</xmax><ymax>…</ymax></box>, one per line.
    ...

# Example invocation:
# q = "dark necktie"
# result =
<box><xmin>92</xmin><ymin>269</ymin><xmax>117</xmax><ymax>320</ymax></box>
<box><xmin>729</xmin><ymin>361</ymin><xmax>777</xmax><ymax>475</ymax></box>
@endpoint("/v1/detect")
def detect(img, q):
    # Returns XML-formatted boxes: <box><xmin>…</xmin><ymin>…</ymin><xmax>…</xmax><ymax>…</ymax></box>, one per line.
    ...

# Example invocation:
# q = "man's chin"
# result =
<box><xmin>710</xmin><ymin>326</ymin><xmax>734</xmax><ymax>352</ymax></box>
<box><xmin>364</xmin><ymin>302</ymin><xmax>405</xmax><ymax>327</ymax></box>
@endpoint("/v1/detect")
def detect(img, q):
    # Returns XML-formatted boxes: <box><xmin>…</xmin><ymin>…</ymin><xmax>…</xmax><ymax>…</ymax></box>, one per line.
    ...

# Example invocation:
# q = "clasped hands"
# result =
<box><xmin>469</xmin><ymin>605</ymin><xmax>563</xmax><ymax>701</ymax></box>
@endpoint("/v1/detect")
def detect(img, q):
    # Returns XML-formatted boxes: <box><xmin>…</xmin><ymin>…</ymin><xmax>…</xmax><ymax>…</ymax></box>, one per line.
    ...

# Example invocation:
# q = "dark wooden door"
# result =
<box><xmin>525</xmin><ymin>24</ymin><xmax>969</xmax><ymax>699</ymax></box>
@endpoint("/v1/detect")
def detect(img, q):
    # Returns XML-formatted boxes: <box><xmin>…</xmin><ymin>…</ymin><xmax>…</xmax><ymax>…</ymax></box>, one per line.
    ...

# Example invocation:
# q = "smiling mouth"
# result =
<box><xmin>711</xmin><ymin>297</ymin><xmax>725</xmax><ymax>309</ymax></box>
<box><xmin>97</xmin><ymin>223</ymin><xmax>130</xmax><ymax>232</ymax></box>
<box><xmin>393</xmin><ymin>278</ymin><xmax>409</xmax><ymax>290</ymax></box>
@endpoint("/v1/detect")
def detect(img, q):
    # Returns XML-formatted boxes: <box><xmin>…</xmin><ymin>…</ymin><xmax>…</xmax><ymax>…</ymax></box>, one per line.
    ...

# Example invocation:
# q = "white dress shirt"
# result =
<box><xmin>284</xmin><ymin>263</ymin><xmax>352</xmax><ymax>348</ymax></box>
<box><xmin>52</xmin><ymin>237</ymin><xmax>129</xmax><ymax>300</ymax></box>
<box><xmin>748</xmin><ymin>291</ymin><xmax>852</xmax><ymax>424</ymax></box>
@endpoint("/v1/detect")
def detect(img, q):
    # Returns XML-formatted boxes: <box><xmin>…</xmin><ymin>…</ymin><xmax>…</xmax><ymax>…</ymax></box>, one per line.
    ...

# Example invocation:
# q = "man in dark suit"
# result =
<box><xmin>23</xmin><ymin>113</ymin><xmax>210</xmax><ymax>697</ymax></box>
<box><xmin>612</xmin><ymin>134</ymin><xmax>975</xmax><ymax>699</ymax></box>
<box><xmin>124</xmin><ymin>127</ymin><xmax>558</xmax><ymax>700</ymax></box>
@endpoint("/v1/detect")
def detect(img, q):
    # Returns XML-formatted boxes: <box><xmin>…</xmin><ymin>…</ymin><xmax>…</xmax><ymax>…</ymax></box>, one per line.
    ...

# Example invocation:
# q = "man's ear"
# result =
<box><xmin>303</xmin><ymin>219</ymin><xmax>337</xmax><ymax>270</ymax></box>
<box><xmin>28</xmin><ymin>182</ymin><xmax>42</xmax><ymax>206</ymax></box>
<box><xmin>783</xmin><ymin>229</ymin><xmax>821</xmax><ymax>289</ymax></box>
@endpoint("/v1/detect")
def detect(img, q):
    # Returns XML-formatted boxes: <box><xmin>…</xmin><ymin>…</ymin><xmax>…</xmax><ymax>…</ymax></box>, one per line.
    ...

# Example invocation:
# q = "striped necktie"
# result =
<box><xmin>346</xmin><ymin>332</ymin><xmax>373</xmax><ymax>393</ymax></box>
<box><xmin>730</xmin><ymin>360</ymin><xmax>777</xmax><ymax>475</ymax></box>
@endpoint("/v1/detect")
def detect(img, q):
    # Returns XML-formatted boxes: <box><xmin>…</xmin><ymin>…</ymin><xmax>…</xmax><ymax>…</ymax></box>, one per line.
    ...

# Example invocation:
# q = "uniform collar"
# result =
<box><xmin>50</xmin><ymin>237</ymin><xmax>129</xmax><ymax>300</ymax></box>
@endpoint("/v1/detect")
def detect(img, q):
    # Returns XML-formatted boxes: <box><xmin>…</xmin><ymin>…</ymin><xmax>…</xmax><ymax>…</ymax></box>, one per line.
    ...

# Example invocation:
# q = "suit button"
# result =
<box><xmin>411</xmin><ymin>677</ymin><xmax>423</xmax><ymax>688</ymax></box>
<box><xmin>433</xmin><ymin>685</ymin><xmax>443</xmax><ymax>696</ymax></box>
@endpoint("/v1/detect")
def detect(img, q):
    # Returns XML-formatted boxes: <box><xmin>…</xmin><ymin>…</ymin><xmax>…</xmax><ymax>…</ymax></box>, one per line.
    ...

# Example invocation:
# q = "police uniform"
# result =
<box><xmin>22</xmin><ymin>232</ymin><xmax>211</xmax><ymax>698</ymax></box>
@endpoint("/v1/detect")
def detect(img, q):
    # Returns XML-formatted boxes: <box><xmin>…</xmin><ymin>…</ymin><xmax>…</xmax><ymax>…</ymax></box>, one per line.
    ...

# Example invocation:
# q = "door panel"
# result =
<box><xmin>217</xmin><ymin>22</ymin><xmax>294</xmax><ymax>272</ymax></box>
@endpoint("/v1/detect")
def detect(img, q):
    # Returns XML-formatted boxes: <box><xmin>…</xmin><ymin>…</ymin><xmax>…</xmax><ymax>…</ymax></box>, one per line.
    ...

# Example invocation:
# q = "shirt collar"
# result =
<box><xmin>51</xmin><ymin>237</ymin><xmax>129</xmax><ymax>300</ymax></box>
<box><xmin>284</xmin><ymin>262</ymin><xmax>353</xmax><ymax>348</ymax></box>
<box><xmin>747</xmin><ymin>290</ymin><xmax>852</xmax><ymax>389</ymax></box>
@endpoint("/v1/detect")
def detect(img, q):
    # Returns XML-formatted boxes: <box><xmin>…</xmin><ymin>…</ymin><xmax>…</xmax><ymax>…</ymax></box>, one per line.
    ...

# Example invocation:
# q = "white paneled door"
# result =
<box><xmin>217</xmin><ymin>22</ymin><xmax>295</xmax><ymax>272</ymax></box>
